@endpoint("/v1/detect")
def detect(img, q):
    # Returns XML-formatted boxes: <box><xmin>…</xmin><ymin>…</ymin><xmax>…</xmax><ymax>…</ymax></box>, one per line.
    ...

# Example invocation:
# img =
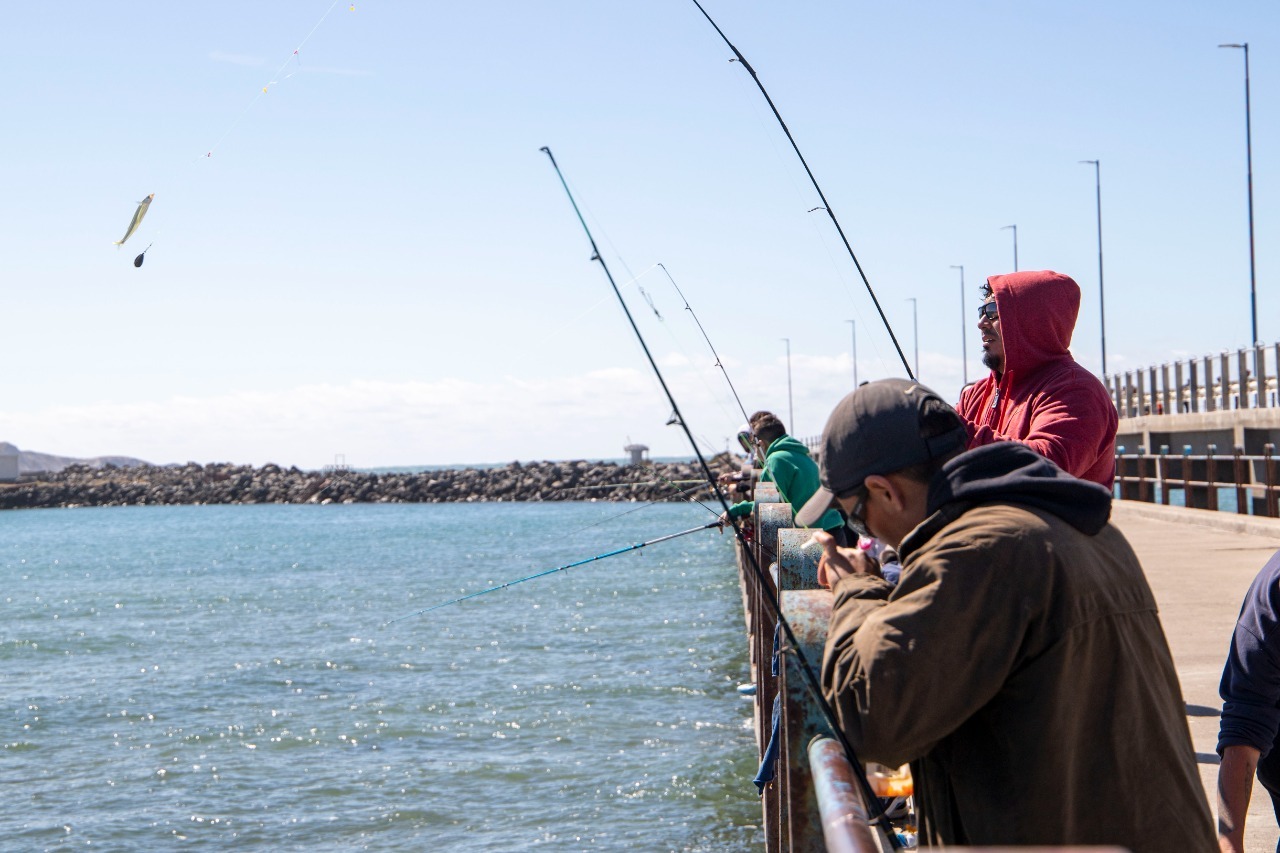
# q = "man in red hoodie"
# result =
<box><xmin>956</xmin><ymin>270</ymin><xmax>1117</xmax><ymax>488</ymax></box>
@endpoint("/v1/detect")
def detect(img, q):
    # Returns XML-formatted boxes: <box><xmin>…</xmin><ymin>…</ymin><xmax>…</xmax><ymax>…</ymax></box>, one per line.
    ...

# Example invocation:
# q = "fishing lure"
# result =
<box><xmin>114</xmin><ymin>194</ymin><xmax>154</xmax><ymax>247</ymax></box>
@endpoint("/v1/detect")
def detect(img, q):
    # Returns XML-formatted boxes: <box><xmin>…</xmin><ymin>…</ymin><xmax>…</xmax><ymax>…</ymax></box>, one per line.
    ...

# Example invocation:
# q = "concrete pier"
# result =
<box><xmin>1111</xmin><ymin>500</ymin><xmax>1280</xmax><ymax>853</ymax></box>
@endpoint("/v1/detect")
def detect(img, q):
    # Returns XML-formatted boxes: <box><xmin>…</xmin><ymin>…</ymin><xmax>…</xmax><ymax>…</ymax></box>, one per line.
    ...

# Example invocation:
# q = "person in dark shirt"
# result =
<box><xmin>1218</xmin><ymin>548</ymin><xmax>1280</xmax><ymax>852</ymax></box>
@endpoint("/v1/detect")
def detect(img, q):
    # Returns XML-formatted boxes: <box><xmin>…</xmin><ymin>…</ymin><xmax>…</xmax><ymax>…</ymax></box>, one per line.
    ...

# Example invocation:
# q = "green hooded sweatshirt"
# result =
<box><xmin>728</xmin><ymin>434</ymin><xmax>844</xmax><ymax>531</ymax></box>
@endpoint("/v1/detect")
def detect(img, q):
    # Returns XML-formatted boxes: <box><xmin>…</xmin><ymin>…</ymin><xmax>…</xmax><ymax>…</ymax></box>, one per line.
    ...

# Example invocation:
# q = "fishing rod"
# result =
<box><xmin>687</xmin><ymin>0</ymin><xmax>915</xmax><ymax>383</ymax></box>
<box><xmin>385</xmin><ymin>520</ymin><xmax>720</xmax><ymax>623</ymax></box>
<box><xmin>539</xmin><ymin>147</ymin><xmax>898</xmax><ymax>845</ymax></box>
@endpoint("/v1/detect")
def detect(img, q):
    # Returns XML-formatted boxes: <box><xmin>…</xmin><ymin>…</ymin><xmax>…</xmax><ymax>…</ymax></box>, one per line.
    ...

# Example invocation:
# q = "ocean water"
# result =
<box><xmin>2</xmin><ymin>502</ymin><xmax>761</xmax><ymax>852</ymax></box>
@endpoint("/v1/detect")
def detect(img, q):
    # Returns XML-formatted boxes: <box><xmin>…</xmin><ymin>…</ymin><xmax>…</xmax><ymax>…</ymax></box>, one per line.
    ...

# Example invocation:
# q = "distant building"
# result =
<box><xmin>0</xmin><ymin>442</ymin><xmax>19</xmax><ymax>482</ymax></box>
<box><xmin>623</xmin><ymin>442</ymin><xmax>649</xmax><ymax>465</ymax></box>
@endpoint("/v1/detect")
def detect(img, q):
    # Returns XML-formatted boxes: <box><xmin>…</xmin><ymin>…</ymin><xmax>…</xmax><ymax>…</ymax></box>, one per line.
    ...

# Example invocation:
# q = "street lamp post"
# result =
<box><xmin>1001</xmin><ymin>224</ymin><xmax>1018</xmax><ymax>271</ymax></box>
<box><xmin>1219</xmin><ymin>42</ymin><xmax>1259</xmax><ymax>344</ymax></box>
<box><xmin>782</xmin><ymin>337</ymin><xmax>793</xmax><ymax>429</ymax></box>
<box><xmin>846</xmin><ymin>319</ymin><xmax>858</xmax><ymax>387</ymax></box>
<box><xmin>906</xmin><ymin>298</ymin><xmax>919</xmax><ymax>380</ymax></box>
<box><xmin>950</xmin><ymin>265</ymin><xmax>967</xmax><ymax>385</ymax></box>
<box><xmin>1080</xmin><ymin>159</ymin><xmax>1107</xmax><ymax>375</ymax></box>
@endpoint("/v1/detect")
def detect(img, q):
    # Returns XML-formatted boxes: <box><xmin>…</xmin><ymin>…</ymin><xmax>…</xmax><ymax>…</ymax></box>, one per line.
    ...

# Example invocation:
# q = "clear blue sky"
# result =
<box><xmin>1</xmin><ymin>1</ymin><xmax>1275</xmax><ymax>467</ymax></box>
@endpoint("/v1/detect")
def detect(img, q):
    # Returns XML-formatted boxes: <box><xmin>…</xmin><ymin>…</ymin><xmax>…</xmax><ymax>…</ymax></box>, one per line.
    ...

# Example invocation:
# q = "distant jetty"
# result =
<box><xmin>0</xmin><ymin>458</ymin><xmax>737</xmax><ymax>510</ymax></box>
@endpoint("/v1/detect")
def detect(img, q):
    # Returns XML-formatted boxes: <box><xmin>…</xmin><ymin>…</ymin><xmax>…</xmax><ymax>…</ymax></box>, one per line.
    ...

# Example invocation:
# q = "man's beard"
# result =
<box><xmin>982</xmin><ymin>351</ymin><xmax>1003</xmax><ymax>373</ymax></box>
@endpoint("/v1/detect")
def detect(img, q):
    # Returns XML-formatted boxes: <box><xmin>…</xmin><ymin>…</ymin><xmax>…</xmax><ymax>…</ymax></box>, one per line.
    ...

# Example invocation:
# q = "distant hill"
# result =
<box><xmin>0</xmin><ymin>442</ymin><xmax>150</xmax><ymax>474</ymax></box>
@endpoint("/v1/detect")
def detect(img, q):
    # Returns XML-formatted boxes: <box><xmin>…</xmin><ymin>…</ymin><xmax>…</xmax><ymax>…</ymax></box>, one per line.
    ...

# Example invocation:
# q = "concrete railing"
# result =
<box><xmin>1106</xmin><ymin>342</ymin><xmax>1279</xmax><ymax>418</ymax></box>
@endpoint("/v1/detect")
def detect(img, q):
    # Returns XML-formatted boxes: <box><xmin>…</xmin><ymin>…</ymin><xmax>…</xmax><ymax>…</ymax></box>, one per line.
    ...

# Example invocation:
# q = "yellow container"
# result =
<box><xmin>866</xmin><ymin>762</ymin><xmax>913</xmax><ymax>798</ymax></box>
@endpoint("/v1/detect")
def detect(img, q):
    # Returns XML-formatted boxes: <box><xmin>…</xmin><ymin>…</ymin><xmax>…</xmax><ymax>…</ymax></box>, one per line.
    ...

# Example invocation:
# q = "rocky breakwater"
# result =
<box><xmin>0</xmin><ymin>458</ymin><xmax>737</xmax><ymax>510</ymax></box>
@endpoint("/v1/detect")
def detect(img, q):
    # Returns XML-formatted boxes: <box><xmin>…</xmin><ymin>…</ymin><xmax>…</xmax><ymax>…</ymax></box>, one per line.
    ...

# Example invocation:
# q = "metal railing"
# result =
<box><xmin>1105</xmin><ymin>342</ymin><xmax>1279</xmax><ymax>418</ymax></box>
<box><xmin>736</xmin><ymin>486</ymin><xmax>891</xmax><ymax>852</ymax></box>
<box><xmin>1115</xmin><ymin>442</ymin><xmax>1280</xmax><ymax>517</ymax></box>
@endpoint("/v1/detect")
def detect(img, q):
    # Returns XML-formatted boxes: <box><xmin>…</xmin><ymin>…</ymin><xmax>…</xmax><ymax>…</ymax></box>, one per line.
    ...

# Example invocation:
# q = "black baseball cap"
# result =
<box><xmin>795</xmin><ymin>378</ymin><xmax>968</xmax><ymax>527</ymax></box>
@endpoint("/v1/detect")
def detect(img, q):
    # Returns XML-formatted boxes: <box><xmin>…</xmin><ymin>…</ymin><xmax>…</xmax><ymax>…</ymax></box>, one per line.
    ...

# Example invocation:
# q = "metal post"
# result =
<box><xmin>1205</xmin><ymin>356</ymin><xmax>1215</xmax><ymax>412</ymax></box>
<box><xmin>1258</xmin><ymin>344</ymin><xmax>1270</xmax><ymax>409</ymax></box>
<box><xmin>1080</xmin><ymin>159</ymin><xmax>1107</xmax><ymax>374</ymax></box>
<box><xmin>1208</xmin><ymin>444</ymin><xmax>1219</xmax><ymax>512</ymax></box>
<box><xmin>1189</xmin><ymin>358</ymin><xmax>1200</xmax><ymax>413</ymax></box>
<box><xmin>1234</xmin><ymin>446</ymin><xmax>1248</xmax><ymax>515</ymax></box>
<box><xmin>1176</xmin><ymin>361</ymin><xmax>1186</xmax><ymax>413</ymax></box>
<box><xmin>1219</xmin><ymin>43</ymin><xmax>1258</xmax><ymax>344</ymax></box>
<box><xmin>1221</xmin><ymin>351</ymin><xmax>1232</xmax><ymax>410</ymax></box>
<box><xmin>1001</xmin><ymin>224</ymin><xmax>1018</xmax><ymax>271</ymax></box>
<box><xmin>1266</xmin><ymin>443</ymin><xmax>1278</xmax><ymax>518</ymax></box>
<box><xmin>1239</xmin><ymin>348</ymin><xmax>1251</xmax><ymax>408</ymax></box>
<box><xmin>1159</xmin><ymin>446</ymin><xmax>1170</xmax><ymax>506</ymax></box>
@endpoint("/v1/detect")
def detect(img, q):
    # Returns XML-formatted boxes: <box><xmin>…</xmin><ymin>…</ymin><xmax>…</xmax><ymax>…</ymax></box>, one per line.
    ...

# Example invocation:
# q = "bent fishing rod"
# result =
<box><xmin>386</xmin><ymin>520</ymin><xmax>720</xmax><ymax>623</ymax></box>
<box><xmin>539</xmin><ymin>146</ymin><xmax>898</xmax><ymax>845</ymax></box>
<box><xmin>688</xmin><ymin>0</ymin><xmax>915</xmax><ymax>383</ymax></box>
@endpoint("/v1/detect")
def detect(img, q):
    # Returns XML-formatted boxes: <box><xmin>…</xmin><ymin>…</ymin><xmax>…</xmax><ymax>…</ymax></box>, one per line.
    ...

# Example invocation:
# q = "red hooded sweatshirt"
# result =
<box><xmin>956</xmin><ymin>270</ymin><xmax>1118</xmax><ymax>488</ymax></box>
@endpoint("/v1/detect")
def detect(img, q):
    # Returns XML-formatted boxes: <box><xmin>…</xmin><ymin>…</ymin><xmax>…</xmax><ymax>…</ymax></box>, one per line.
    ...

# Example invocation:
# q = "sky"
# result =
<box><xmin>1</xmin><ymin>1</ymin><xmax>1276</xmax><ymax>468</ymax></box>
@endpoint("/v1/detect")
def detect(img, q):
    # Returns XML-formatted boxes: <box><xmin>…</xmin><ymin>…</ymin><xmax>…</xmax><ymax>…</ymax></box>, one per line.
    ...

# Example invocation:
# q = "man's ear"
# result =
<box><xmin>863</xmin><ymin>473</ymin><xmax>905</xmax><ymax>512</ymax></box>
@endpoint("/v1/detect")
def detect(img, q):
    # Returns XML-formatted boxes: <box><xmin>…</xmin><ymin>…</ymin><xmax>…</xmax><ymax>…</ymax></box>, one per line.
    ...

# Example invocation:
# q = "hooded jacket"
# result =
<box><xmin>821</xmin><ymin>443</ymin><xmax>1214</xmax><ymax>851</ymax></box>
<box><xmin>727</xmin><ymin>434</ymin><xmax>843</xmax><ymax>531</ymax></box>
<box><xmin>1218</xmin><ymin>548</ymin><xmax>1280</xmax><ymax>757</ymax></box>
<box><xmin>956</xmin><ymin>270</ymin><xmax>1118</xmax><ymax>488</ymax></box>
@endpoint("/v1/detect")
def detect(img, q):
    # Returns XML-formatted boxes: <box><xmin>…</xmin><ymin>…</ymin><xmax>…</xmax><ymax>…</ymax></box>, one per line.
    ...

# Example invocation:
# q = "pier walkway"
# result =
<box><xmin>1111</xmin><ymin>501</ymin><xmax>1280</xmax><ymax>853</ymax></box>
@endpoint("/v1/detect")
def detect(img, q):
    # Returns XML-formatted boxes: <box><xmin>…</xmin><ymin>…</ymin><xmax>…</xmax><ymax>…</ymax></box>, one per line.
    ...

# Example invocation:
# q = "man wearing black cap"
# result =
<box><xmin>795</xmin><ymin>378</ymin><xmax>1213</xmax><ymax>851</ymax></box>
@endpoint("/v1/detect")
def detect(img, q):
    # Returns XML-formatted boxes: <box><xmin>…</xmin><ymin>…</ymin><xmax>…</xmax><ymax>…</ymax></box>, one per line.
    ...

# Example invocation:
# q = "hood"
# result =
<box><xmin>988</xmin><ymin>270</ymin><xmax>1080</xmax><ymax>376</ymax></box>
<box><xmin>765</xmin><ymin>434</ymin><xmax>811</xmax><ymax>458</ymax></box>
<box><xmin>925</xmin><ymin>442</ymin><xmax>1112</xmax><ymax>535</ymax></box>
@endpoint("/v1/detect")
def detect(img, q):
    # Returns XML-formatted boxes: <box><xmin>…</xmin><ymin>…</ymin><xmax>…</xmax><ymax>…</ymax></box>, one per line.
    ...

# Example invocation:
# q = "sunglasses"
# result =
<box><xmin>977</xmin><ymin>302</ymin><xmax>998</xmax><ymax>321</ymax></box>
<box><xmin>837</xmin><ymin>485</ymin><xmax>871</xmax><ymax>539</ymax></box>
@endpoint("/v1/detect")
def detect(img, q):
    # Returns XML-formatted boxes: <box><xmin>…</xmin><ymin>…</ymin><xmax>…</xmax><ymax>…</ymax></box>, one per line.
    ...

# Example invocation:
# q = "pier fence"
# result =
<box><xmin>1105</xmin><ymin>342</ymin><xmax>1279</xmax><ymax>417</ymax></box>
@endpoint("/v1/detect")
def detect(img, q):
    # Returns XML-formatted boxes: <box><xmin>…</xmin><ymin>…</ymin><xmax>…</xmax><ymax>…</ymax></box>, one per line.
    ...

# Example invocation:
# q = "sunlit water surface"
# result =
<box><xmin>2</xmin><ymin>502</ymin><xmax>761</xmax><ymax>851</ymax></box>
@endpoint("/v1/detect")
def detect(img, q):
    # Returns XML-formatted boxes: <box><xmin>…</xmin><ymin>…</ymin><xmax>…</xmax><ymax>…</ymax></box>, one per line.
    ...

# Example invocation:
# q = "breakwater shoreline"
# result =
<box><xmin>0</xmin><ymin>457</ymin><xmax>740</xmax><ymax>510</ymax></box>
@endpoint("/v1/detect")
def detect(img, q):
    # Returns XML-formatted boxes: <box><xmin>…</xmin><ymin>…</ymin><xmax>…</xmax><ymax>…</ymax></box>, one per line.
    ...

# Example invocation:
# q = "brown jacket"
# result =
<box><xmin>822</xmin><ymin>445</ymin><xmax>1214</xmax><ymax>850</ymax></box>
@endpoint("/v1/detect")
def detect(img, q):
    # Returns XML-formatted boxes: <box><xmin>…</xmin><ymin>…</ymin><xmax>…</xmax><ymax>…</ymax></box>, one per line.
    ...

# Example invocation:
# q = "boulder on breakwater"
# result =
<box><xmin>0</xmin><ymin>457</ymin><xmax>741</xmax><ymax>510</ymax></box>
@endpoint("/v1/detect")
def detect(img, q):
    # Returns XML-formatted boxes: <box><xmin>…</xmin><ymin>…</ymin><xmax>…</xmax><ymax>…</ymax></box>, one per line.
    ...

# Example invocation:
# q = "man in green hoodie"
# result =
<box><xmin>719</xmin><ymin>411</ymin><xmax>847</xmax><ymax>544</ymax></box>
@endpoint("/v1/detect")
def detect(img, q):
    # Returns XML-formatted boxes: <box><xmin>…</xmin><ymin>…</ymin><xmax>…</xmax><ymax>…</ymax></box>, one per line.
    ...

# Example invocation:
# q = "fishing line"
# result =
<box><xmin>687</xmin><ymin>0</ymin><xmax>914</xmax><ymax>385</ymax></box>
<box><xmin>385</xmin><ymin>520</ymin><xmax>721</xmax><ymax>622</ymax></box>
<box><xmin>568</xmin><ymin>184</ymin><xmax>664</xmax><ymax>321</ymax></box>
<box><xmin>539</xmin><ymin>146</ymin><xmax>897</xmax><ymax>845</ymax></box>
<box><xmin>202</xmin><ymin>0</ymin><xmax>344</xmax><ymax>161</ymax></box>
<box><xmin>655</xmin><ymin>263</ymin><xmax>760</xmax><ymax>456</ymax></box>
<box><xmin>635</xmin><ymin>271</ymin><xmax>746</xmax><ymax>436</ymax></box>
<box><xmin>553</xmin><ymin>478</ymin><xmax>717</xmax><ymax>539</ymax></box>
<box><xmin>540</xmin><ymin>263</ymin><xmax>661</xmax><ymax>342</ymax></box>
<box><xmin>113</xmin><ymin>0</ymin><xmax>352</xmax><ymax>264</ymax></box>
